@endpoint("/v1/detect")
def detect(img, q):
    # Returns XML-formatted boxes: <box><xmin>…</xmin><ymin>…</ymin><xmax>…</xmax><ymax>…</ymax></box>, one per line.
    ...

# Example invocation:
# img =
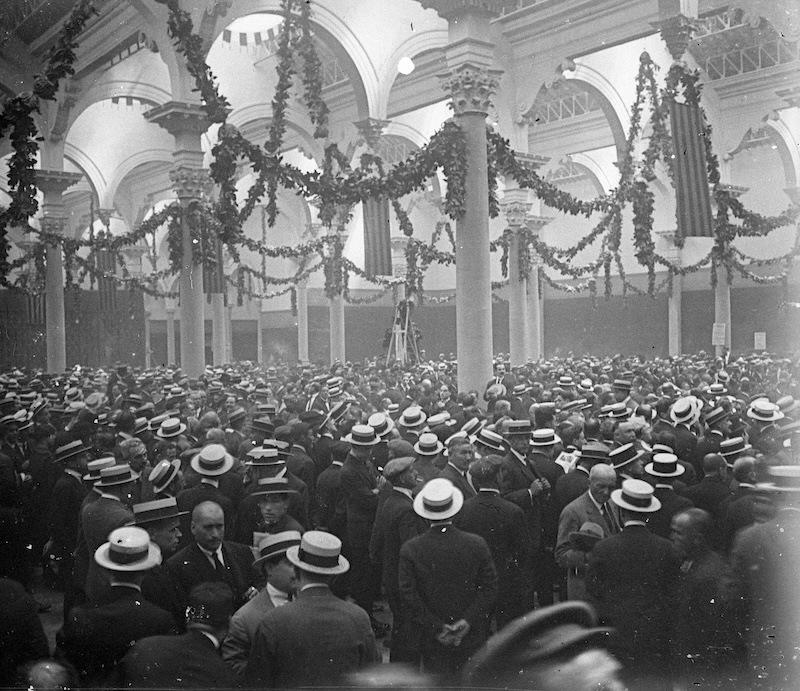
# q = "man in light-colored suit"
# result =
<box><xmin>555</xmin><ymin>464</ymin><xmax>620</xmax><ymax>600</ymax></box>
<box><xmin>222</xmin><ymin>531</ymin><xmax>300</xmax><ymax>676</ymax></box>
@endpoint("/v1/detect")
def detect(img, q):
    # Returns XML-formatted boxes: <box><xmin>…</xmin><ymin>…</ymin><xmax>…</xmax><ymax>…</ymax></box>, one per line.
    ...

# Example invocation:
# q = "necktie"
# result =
<box><xmin>601</xmin><ymin>504</ymin><xmax>613</xmax><ymax>533</ymax></box>
<box><xmin>212</xmin><ymin>550</ymin><xmax>226</xmax><ymax>574</ymax></box>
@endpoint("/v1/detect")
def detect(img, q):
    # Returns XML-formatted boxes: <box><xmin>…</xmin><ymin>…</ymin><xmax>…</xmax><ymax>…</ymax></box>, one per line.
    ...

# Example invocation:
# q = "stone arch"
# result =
<box><xmin>203</xmin><ymin>0</ymin><xmax>374</xmax><ymax>119</ymax></box>
<box><xmin>126</xmin><ymin>0</ymin><xmax>184</xmax><ymax>99</ymax></box>
<box><xmin>63</xmin><ymin>143</ymin><xmax>106</xmax><ymax>205</ymax></box>
<box><xmin>378</xmin><ymin>29</ymin><xmax>449</xmax><ymax>120</ymax></box>
<box><xmin>766</xmin><ymin>117</ymin><xmax>799</xmax><ymax>189</ymax></box>
<box><xmin>568</xmin><ymin>153</ymin><xmax>614</xmax><ymax>195</ymax></box>
<box><xmin>227</xmin><ymin>103</ymin><xmax>323</xmax><ymax>162</ymax></box>
<box><xmin>104</xmin><ymin>149</ymin><xmax>175</xmax><ymax>208</ymax></box>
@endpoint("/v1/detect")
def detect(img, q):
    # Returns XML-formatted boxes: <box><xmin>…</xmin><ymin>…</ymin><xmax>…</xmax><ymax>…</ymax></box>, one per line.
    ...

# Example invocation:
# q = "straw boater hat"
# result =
<box><xmin>251</xmin><ymin>476</ymin><xmax>297</xmax><ymax>498</ymax></box>
<box><xmin>148</xmin><ymin>459</ymin><xmax>181</xmax><ymax>494</ymax></box>
<box><xmin>286</xmin><ymin>530</ymin><xmax>349</xmax><ymax>575</ymax></box>
<box><xmin>253</xmin><ymin>530</ymin><xmax>302</xmax><ymax>572</ymax></box>
<box><xmin>611</xmin><ymin>478</ymin><xmax>661</xmax><ymax>513</ymax></box>
<box><xmin>94</xmin><ymin>526</ymin><xmax>162</xmax><ymax>572</ymax></box>
<box><xmin>83</xmin><ymin>456</ymin><xmax>116</xmax><ymax>482</ymax></box>
<box><xmin>398</xmin><ymin>406</ymin><xmax>427</xmax><ymax>429</ymax></box>
<box><xmin>530</xmin><ymin>429</ymin><xmax>560</xmax><ymax>447</ymax></box>
<box><xmin>670</xmin><ymin>397</ymin><xmax>699</xmax><ymax>425</ymax></box>
<box><xmin>96</xmin><ymin>464</ymin><xmax>137</xmax><ymax>487</ymax></box>
<box><xmin>608</xmin><ymin>443</ymin><xmax>645</xmax><ymax>470</ymax></box>
<box><xmin>414</xmin><ymin>432</ymin><xmax>444</xmax><ymax>456</ymax></box>
<box><xmin>190</xmin><ymin>444</ymin><xmax>234</xmax><ymax>477</ymax></box>
<box><xmin>504</xmin><ymin>420</ymin><xmax>532</xmax><ymax>437</ymax></box>
<box><xmin>471</xmin><ymin>428</ymin><xmax>505</xmax><ymax>453</ymax></box>
<box><xmin>426</xmin><ymin>412</ymin><xmax>451</xmax><ymax>430</ymax></box>
<box><xmin>645</xmin><ymin>452</ymin><xmax>684</xmax><ymax>478</ymax></box>
<box><xmin>245</xmin><ymin>447</ymin><xmax>281</xmax><ymax>466</ymax></box>
<box><xmin>343</xmin><ymin>424</ymin><xmax>379</xmax><ymax>446</ymax></box>
<box><xmin>719</xmin><ymin>436</ymin><xmax>752</xmax><ymax>459</ymax></box>
<box><xmin>756</xmin><ymin>465</ymin><xmax>800</xmax><ymax>492</ymax></box>
<box><xmin>54</xmin><ymin>439</ymin><xmax>91</xmax><ymax>465</ymax></box>
<box><xmin>461</xmin><ymin>417</ymin><xmax>484</xmax><ymax>437</ymax></box>
<box><xmin>747</xmin><ymin>399</ymin><xmax>784</xmax><ymax>423</ymax></box>
<box><xmin>704</xmin><ymin>407</ymin><xmax>730</xmax><ymax>427</ymax></box>
<box><xmin>575</xmin><ymin>442</ymin><xmax>609</xmax><ymax>465</ymax></box>
<box><xmin>413</xmin><ymin>478</ymin><xmax>463</xmax><ymax>521</ymax></box>
<box><xmin>157</xmin><ymin>417</ymin><xmax>187</xmax><ymax>439</ymax></box>
<box><xmin>133</xmin><ymin>497</ymin><xmax>186</xmax><ymax>525</ymax></box>
<box><xmin>367</xmin><ymin>412</ymin><xmax>394</xmax><ymax>438</ymax></box>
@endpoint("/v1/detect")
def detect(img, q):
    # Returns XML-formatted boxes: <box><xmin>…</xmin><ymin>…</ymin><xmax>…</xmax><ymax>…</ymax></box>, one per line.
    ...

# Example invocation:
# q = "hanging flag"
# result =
<box><xmin>96</xmin><ymin>249</ymin><xmax>117</xmax><ymax>311</ymax></box>
<box><xmin>669</xmin><ymin>100</ymin><xmax>714</xmax><ymax>238</ymax></box>
<box><xmin>25</xmin><ymin>294</ymin><xmax>44</xmax><ymax>324</ymax></box>
<box><xmin>363</xmin><ymin>196</ymin><xmax>392</xmax><ymax>276</ymax></box>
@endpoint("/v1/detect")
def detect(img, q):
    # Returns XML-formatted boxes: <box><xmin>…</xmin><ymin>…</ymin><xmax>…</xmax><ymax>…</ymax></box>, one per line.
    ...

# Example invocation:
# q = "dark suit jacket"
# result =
<box><xmin>682</xmin><ymin>476</ymin><xmax>732</xmax><ymax>534</ymax></box>
<box><xmin>288</xmin><ymin>445</ymin><xmax>315</xmax><ymax>493</ymax></box>
<box><xmin>531</xmin><ymin>452</ymin><xmax>565</xmax><ymax>548</ymax></box>
<box><xmin>369</xmin><ymin>488</ymin><xmax>426</xmax><ymax>593</ymax></box>
<box><xmin>554</xmin><ymin>466</ymin><xmax>591</xmax><ymax>516</ymax></box>
<box><xmin>586</xmin><ymin>524</ymin><xmax>681</xmax><ymax>663</ymax></box>
<box><xmin>399</xmin><ymin>524</ymin><xmax>498</xmax><ymax>657</ymax></box>
<box><xmin>648</xmin><ymin>486</ymin><xmax>694</xmax><ymax>539</ymax></box>
<box><xmin>455</xmin><ymin>490</ymin><xmax>531</xmax><ymax>624</ymax></box>
<box><xmin>0</xmin><ymin>578</ymin><xmax>49</xmax><ymax>688</ymax></box>
<box><xmin>167</xmin><ymin>541</ymin><xmax>255</xmax><ymax>612</ymax></box>
<box><xmin>245</xmin><ymin>586</ymin><xmax>378</xmax><ymax>689</ymax></box>
<box><xmin>50</xmin><ymin>471</ymin><xmax>87</xmax><ymax>557</ymax></box>
<box><xmin>57</xmin><ymin>585</ymin><xmax>175</xmax><ymax>685</ymax></box>
<box><xmin>672</xmin><ymin>423</ymin><xmax>701</xmax><ymax>476</ymax></box>
<box><xmin>723</xmin><ymin>486</ymin><xmax>757</xmax><ymax>551</ymax></box>
<box><xmin>315</xmin><ymin>462</ymin><xmax>346</xmax><ymax>535</ymax></box>
<box><xmin>340</xmin><ymin>455</ymin><xmax>380</xmax><ymax>548</ymax></box>
<box><xmin>140</xmin><ymin>561</ymin><xmax>185</xmax><ymax>629</ymax></box>
<box><xmin>500</xmin><ymin>451</ymin><xmax>543</xmax><ymax>550</ymax></box>
<box><xmin>440</xmin><ymin>463</ymin><xmax>477</xmax><ymax>500</ymax></box>
<box><xmin>113</xmin><ymin>629</ymin><xmax>237</xmax><ymax>689</ymax></box>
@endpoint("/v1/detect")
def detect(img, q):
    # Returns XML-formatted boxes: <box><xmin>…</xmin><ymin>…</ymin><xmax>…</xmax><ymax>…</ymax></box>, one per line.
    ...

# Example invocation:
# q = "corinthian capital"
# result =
<box><xmin>441</xmin><ymin>63</ymin><xmax>500</xmax><ymax>115</ymax></box>
<box><xmin>169</xmin><ymin>166</ymin><xmax>212</xmax><ymax>200</ymax></box>
<box><xmin>500</xmin><ymin>200</ymin><xmax>531</xmax><ymax>229</ymax></box>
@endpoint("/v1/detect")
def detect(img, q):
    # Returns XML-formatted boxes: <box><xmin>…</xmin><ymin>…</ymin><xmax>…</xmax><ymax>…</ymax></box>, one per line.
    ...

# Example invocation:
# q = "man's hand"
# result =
<box><xmin>529</xmin><ymin>479</ymin><xmax>545</xmax><ymax>496</ymax></box>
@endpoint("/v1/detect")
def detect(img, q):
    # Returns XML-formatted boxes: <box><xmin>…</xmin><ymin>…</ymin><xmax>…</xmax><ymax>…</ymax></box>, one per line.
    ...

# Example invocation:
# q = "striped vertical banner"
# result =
<box><xmin>669</xmin><ymin>101</ymin><xmax>714</xmax><ymax>238</ymax></box>
<box><xmin>204</xmin><ymin>239</ymin><xmax>226</xmax><ymax>294</ymax></box>
<box><xmin>363</xmin><ymin>196</ymin><xmax>392</xmax><ymax>276</ymax></box>
<box><xmin>96</xmin><ymin>250</ymin><xmax>117</xmax><ymax>310</ymax></box>
<box><xmin>26</xmin><ymin>294</ymin><xmax>45</xmax><ymax>324</ymax></box>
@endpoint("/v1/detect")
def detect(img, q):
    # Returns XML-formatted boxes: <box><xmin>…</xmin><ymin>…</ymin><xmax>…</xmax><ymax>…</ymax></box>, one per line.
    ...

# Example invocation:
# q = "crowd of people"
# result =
<box><xmin>0</xmin><ymin>350</ymin><xmax>798</xmax><ymax>690</ymax></box>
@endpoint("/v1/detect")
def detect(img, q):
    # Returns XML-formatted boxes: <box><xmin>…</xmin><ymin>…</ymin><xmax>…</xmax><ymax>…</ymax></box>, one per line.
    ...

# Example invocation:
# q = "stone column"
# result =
<box><xmin>500</xmin><ymin>191</ymin><xmax>530</xmax><ymax>368</ymax></box>
<box><xmin>296</xmin><ymin>283</ymin><xmax>309</xmax><ymax>364</ymax></box>
<box><xmin>37</xmin><ymin>170</ymin><xmax>83</xmax><ymax>372</ymax></box>
<box><xmin>257</xmin><ymin>300</ymin><xmax>266</xmax><ymax>365</ymax></box>
<box><xmin>713</xmin><ymin>184</ymin><xmax>747</xmax><ymax>356</ymax></box>
<box><xmin>144</xmin><ymin>311</ymin><xmax>152</xmax><ymax>369</ymax></box>
<box><xmin>146</xmin><ymin>102</ymin><xmax>211</xmax><ymax>377</ymax></box>
<box><xmin>165</xmin><ymin>298</ymin><xmax>177</xmax><ymax>365</ymax></box>
<box><xmin>330</xmin><ymin>293</ymin><xmax>345</xmax><ymax>365</ymax></box>
<box><xmin>526</xmin><ymin>217</ymin><xmax>550</xmax><ymax>361</ymax></box>
<box><xmin>422</xmin><ymin>0</ymin><xmax>505</xmax><ymax>397</ymax></box>
<box><xmin>225</xmin><ymin>305</ymin><xmax>233</xmax><ymax>363</ymax></box>
<box><xmin>657</xmin><ymin>230</ymin><xmax>682</xmax><ymax>356</ymax></box>
<box><xmin>212</xmin><ymin>294</ymin><xmax>226</xmax><ymax>366</ymax></box>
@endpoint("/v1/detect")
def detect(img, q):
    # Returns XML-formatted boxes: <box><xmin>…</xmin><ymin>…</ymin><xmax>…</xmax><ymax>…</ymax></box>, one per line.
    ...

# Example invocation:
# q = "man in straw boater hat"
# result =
<box><xmin>669</xmin><ymin>396</ymin><xmax>702</xmax><ymax>476</ymax></box>
<box><xmin>245</xmin><ymin>531</ymin><xmax>379</xmax><ymax>689</ymax></box>
<box><xmin>48</xmin><ymin>438</ymin><xmax>92</xmax><ymax>587</ymax></box>
<box><xmin>176</xmin><ymin>444</ymin><xmax>236</xmax><ymax>550</ymax></box>
<box><xmin>57</xmin><ymin>526</ymin><xmax>175</xmax><ymax>686</ymax></box>
<box><xmin>462</xmin><ymin>601</ymin><xmax>620</xmax><ymax>691</ymax></box>
<box><xmin>730</xmin><ymin>465</ymin><xmax>800</xmax><ymax>690</ymax></box>
<box><xmin>369</xmin><ymin>456</ymin><xmax>425</xmax><ymax>664</ymax></box>
<box><xmin>168</xmin><ymin>501</ymin><xmax>257</xmax><ymax>614</ymax></box>
<box><xmin>399</xmin><ymin>478</ymin><xmax>498</xmax><ymax>680</ymax></box>
<box><xmin>340</xmin><ymin>424</ymin><xmax>385</xmax><ymax>628</ymax></box>
<box><xmin>250</xmin><ymin>475</ymin><xmax>303</xmax><ymax>536</ymax></box>
<box><xmin>644</xmin><ymin>452</ymin><xmax>694</xmax><ymax>540</ymax></box>
<box><xmin>111</xmin><ymin>581</ymin><xmax>238</xmax><ymax>690</ymax></box>
<box><xmin>134</xmin><ymin>496</ymin><xmax>187</xmax><ymax>627</ymax></box>
<box><xmin>147</xmin><ymin>457</ymin><xmax>183</xmax><ymax>499</ymax></box>
<box><xmin>586</xmin><ymin>478</ymin><xmax>681</xmax><ymax>690</ymax></box>
<box><xmin>222</xmin><ymin>530</ymin><xmax>302</xmax><ymax>676</ymax></box>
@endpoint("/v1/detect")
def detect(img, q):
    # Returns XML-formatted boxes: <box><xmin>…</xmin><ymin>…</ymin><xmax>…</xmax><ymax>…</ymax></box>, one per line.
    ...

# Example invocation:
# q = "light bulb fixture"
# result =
<box><xmin>397</xmin><ymin>56</ymin><xmax>415</xmax><ymax>75</ymax></box>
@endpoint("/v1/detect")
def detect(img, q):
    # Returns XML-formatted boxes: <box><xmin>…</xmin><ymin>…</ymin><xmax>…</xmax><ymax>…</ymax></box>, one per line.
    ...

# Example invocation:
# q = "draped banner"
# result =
<box><xmin>669</xmin><ymin>100</ymin><xmax>714</xmax><ymax>238</ymax></box>
<box><xmin>95</xmin><ymin>249</ymin><xmax>117</xmax><ymax>311</ymax></box>
<box><xmin>25</xmin><ymin>294</ymin><xmax>45</xmax><ymax>324</ymax></box>
<box><xmin>363</xmin><ymin>196</ymin><xmax>392</xmax><ymax>276</ymax></box>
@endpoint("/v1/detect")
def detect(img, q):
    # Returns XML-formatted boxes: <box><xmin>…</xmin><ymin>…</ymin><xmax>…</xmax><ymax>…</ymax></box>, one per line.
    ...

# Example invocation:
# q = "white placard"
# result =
<box><xmin>712</xmin><ymin>323</ymin><xmax>726</xmax><ymax>346</ymax></box>
<box><xmin>754</xmin><ymin>332</ymin><xmax>766</xmax><ymax>350</ymax></box>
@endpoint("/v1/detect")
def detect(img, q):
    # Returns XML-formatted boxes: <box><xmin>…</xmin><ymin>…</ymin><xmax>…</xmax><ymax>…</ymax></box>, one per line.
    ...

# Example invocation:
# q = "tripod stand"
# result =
<box><xmin>385</xmin><ymin>298</ymin><xmax>420</xmax><ymax>366</ymax></box>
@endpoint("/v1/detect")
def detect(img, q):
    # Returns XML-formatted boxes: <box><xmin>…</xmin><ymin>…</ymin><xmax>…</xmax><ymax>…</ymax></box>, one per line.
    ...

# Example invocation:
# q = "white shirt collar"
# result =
<box><xmin>198</xmin><ymin>630</ymin><xmax>220</xmax><ymax>649</ymax></box>
<box><xmin>393</xmin><ymin>486</ymin><xmax>413</xmax><ymax>499</ymax></box>
<box><xmin>100</xmin><ymin>492</ymin><xmax>121</xmax><ymax>502</ymax></box>
<box><xmin>479</xmin><ymin>488</ymin><xmax>500</xmax><ymax>494</ymax></box>
<box><xmin>64</xmin><ymin>468</ymin><xmax>83</xmax><ymax>481</ymax></box>
<box><xmin>200</xmin><ymin>478</ymin><xmax>219</xmax><ymax>488</ymax></box>
<box><xmin>300</xmin><ymin>583</ymin><xmax>329</xmax><ymax>592</ymax></box>
<box><xmin>198</xmin><ymin>544</ymin><xmax>224</xmax><ymax>566</ymax></box>
<box><xmin>587</xmin><ymin>490</ymin><xmax>604</xmax><ymax>512</ymax></box>
<box><xmin>624</xmin><ymin>519</ymin><xmax>647</xmax><ymax>527</ymax></box>
<box><xmin>266</xmin><ymin>582</ymin><xmax>290</xmax><ymax>607</ymax></box>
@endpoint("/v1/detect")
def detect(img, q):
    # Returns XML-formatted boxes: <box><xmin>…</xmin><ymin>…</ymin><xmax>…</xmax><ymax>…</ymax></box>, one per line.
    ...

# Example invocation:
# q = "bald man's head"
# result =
<box><xmin>191</xmin><ymin>501</ymin><xmax>225</xmax><ymax>552</ymax></box>
<box><xmin>732</xmin><ymin>456</ymin><xmax>756</xmax><ymax>484</ymax></box>
<box><xmin>703</xmin><ymin>453</ymin><xmax>727</xmax><ymax>478</ymax></box>
<box><xmin>589</xmin><ymin>463</ymin><xmax>616</xmax><ymax>505</ymax></box>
